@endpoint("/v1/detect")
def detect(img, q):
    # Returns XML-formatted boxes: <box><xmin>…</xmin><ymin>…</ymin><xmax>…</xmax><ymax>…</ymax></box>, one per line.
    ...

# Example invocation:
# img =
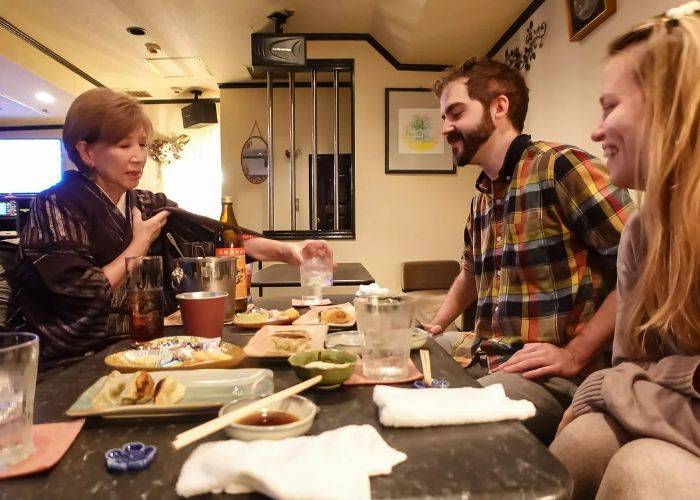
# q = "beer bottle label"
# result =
<box><xmin>215</xmin><ymin>247</ymin><xmax>247</xmax><ymax>299</ymax></box>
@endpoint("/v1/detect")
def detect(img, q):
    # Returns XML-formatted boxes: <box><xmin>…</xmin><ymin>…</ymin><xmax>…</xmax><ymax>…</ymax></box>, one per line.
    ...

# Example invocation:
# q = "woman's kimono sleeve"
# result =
<box><xmin>13</xmin><ymin>192</ymin><xmax>118</xmax><ymax>362</ymax></box>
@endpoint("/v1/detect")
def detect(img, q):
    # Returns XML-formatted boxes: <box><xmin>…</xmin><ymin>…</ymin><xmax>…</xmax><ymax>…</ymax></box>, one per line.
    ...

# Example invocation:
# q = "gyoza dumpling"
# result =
<box><xmin>90</xmin><ymin>370</ymin><xmax>126</xmax><ymax>409</ymax></box>
<box><xmin>153</xmin><ymin>376</ymin><xmax>186</xmax><ymax>405</ymax></box>
<box><xmin>120</xmin><ymin>371</ymin><xmax>155</xmax><ymax>405</ymax></box>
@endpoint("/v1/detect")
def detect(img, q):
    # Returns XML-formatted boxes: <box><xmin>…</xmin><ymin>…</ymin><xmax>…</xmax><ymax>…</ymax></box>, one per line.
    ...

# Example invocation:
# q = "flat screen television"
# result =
<box><xmin>0</xmin><ymin>138</ymin><xmax>64</xmax><ymax>196</ymax></box>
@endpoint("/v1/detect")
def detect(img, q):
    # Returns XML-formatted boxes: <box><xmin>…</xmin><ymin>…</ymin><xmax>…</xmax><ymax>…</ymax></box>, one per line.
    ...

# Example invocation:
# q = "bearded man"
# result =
<box><xmin>426</xmin><ymin>58</ymin><xmax>635</xmax><ymax>443</ymax></box>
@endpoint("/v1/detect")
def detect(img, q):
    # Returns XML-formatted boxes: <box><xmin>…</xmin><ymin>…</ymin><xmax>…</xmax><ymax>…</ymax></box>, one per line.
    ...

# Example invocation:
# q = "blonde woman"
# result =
<box><xmin>550</xmin><ymin>3</ymin><xmax>700</xmax><ymax>498</ymax></box>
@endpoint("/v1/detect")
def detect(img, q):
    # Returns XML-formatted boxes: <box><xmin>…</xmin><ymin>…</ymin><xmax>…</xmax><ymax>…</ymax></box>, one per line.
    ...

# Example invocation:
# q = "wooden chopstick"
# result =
<box><xmin>172</xmin><ymin>374</ymin><xmax>322</xmax><ymax>450</ymax></box>
<box><xmin>420</xmin><ymin>349</ymin><xmax>432</xmax><ymax>386</ymax></box>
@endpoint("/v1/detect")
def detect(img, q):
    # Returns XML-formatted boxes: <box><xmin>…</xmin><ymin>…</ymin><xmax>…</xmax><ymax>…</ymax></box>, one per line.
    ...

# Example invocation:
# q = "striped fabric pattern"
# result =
<box><xmin>462</xmin><ymin>136</ymin><xmax>635</xmax><ymax>346</ymax></box>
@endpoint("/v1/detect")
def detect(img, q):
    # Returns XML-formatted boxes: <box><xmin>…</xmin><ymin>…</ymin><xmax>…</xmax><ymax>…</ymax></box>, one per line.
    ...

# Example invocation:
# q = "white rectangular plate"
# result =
<box><xmin>66</xmin><ymin>368</ymin><xmax>273</xmax><ymax>418</ymax></box>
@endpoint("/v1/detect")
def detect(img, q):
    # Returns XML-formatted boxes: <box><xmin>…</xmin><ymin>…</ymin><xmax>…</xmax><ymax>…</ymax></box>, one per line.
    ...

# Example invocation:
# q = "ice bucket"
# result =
<box><xmin>171</xmin><ymin>257</ymin><xmax>241</xmax><ymax>321</ymax></box>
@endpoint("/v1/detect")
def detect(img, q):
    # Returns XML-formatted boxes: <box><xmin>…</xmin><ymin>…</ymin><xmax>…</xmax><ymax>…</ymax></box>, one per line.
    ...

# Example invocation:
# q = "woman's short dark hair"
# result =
<box><xmin>433</xmin><ymin>57</ymin><xmax>529</xmax><ymax>132</ymax></box>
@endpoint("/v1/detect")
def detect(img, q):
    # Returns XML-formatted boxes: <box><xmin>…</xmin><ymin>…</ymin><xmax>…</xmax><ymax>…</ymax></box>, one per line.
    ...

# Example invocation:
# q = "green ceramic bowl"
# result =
<box><xmin>288</xmin><ymin>349</ymin><xmax>358</xmax><ymax>389</ymax></box>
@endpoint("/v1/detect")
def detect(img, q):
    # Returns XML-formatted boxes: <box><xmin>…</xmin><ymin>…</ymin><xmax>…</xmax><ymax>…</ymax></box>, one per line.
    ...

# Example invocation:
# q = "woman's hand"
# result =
<box><xmin>131</xmin><ymin>207</ymin><xmax>169</xmax><ymax>253</ymax></box>
<box><xmin>300</xmin><ymin>240</ymin><xmax>334</xmax><ymax>264</ymax></box>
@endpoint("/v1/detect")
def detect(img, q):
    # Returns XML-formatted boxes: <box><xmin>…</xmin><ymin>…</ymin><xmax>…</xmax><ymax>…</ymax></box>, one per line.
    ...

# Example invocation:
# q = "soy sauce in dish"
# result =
<box><xmin>237</xmin><ymin>410</ymin><xmax>299</xmax><ymax>426</ymax></box>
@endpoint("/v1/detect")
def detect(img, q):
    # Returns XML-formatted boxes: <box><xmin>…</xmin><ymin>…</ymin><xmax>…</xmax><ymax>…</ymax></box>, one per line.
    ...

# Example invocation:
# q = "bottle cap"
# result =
<box><xmin>221</xmin><ymin>196</ymin><xmax>233</xmax><ymax>203</ymax></box>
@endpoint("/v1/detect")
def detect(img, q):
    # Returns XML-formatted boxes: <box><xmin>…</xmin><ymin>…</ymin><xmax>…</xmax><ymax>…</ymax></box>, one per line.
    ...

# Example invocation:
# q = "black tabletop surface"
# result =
<box><xmin>2</xmin><ymin>296</ymin><xmax>571</xmax><ymax>499</ymax></box>
<box><xmin>251</xmin><ymin>263</ymin><xmax>375</xmax><ymax>287</ymax></box>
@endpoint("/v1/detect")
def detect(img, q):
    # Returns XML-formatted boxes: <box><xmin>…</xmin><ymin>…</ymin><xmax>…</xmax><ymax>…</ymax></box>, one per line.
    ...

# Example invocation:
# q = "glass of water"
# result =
<box><xmin>0</xmin><ymin>332</ymin><xmax>39</xmax><ymax>470</ymax></box>
<box><xmin>355</xmin><ymin>296</ymin><xmax>415</xmax><ymax>381</ymax></box>
<box><xmin>299</xmin><ymin>256</ymin><xmax>333</xmax><ymax>305</ymax></box>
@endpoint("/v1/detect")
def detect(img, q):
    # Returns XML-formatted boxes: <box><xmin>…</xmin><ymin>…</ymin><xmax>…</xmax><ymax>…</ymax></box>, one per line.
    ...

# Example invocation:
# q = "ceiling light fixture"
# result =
<box><xmin>35</xmin><ymin>91</ymin><xmax>55</xmax><ymax>103</ymax></box>
<box><xmin>127</xmin><ymin>26</ymin><xmax>147</xmax><ymax>36</ymax></box>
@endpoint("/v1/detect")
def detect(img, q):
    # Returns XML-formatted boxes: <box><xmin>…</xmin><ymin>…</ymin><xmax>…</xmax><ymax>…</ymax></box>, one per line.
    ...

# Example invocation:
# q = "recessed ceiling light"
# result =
<box><xmin>35</xmin><ymin>91</ymin><xmax>55</xmax><ymax>103</ymax></box>
<box><xmin>127</xmin><ymin>26</ymin><xmax>147</xmax><ymax>36</ymax></box>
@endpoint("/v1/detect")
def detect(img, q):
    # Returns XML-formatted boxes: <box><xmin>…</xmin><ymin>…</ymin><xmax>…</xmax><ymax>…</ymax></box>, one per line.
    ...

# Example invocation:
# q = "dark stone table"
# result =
<box><xmin>251</xmin><ymin>263</ymin><xmax>375</xmax><ymax>288</ymax></box>
<box><xmin>3</xmin><ymin>296</ymin><xmax>572</xmax><ymax>499</ymax></box>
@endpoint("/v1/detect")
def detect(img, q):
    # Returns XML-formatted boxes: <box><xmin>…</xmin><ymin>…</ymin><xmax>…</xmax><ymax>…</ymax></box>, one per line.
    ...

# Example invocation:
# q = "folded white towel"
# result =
<box><xmin>373</xmin><ymin>384</ymin><xmax>536</xmax><ymax>427</ymax></box>
<box><xmin>355</xmin><ymin>283</ymin><xmax>389</xmax><ymax>297</ymax></box>
<box><xmin>176</xmin><ymin>424</ymin><xmax>407</xmax><ymax>499</ymax></box>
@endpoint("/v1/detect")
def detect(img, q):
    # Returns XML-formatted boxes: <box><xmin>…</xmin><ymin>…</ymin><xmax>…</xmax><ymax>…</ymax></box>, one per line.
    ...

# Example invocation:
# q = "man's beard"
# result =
<box><xmin>447</xmin><ymin>112</ymin><xmax>495</xmax><ymax>166</ymax></box>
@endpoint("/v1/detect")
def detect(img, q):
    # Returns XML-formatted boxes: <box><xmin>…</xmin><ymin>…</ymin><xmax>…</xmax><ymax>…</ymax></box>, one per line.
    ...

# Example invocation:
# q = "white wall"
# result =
<box><xmin>495</xmin><ymin>0</ymin><xmax>678</xmax><ymax>155</ymax></box>
<box><xmin>139</xmin><ymin>103</ymin><xmax>222</xmax><ymax>219</ymax></box>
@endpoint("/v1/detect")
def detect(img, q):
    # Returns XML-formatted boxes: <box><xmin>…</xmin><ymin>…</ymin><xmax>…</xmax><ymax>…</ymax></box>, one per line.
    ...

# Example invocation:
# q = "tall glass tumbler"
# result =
<box><xmin>355</xmin><ymin>296</ymin><xmax>415</xmax><ymax>381</ymax></box>
<box><xmin>126</xmin><ymin>256</ymin><xmax>164</xmax><ymax>344</ymax></box>
<box><xmin>0</xmin><ymin>332</ymin><xmax>39</xmax><ymax>470</ymax></box>
<box><xmin>299</xmin><ymin>256</ymin><xmax>333</xmax><ymax>305</ymax></box>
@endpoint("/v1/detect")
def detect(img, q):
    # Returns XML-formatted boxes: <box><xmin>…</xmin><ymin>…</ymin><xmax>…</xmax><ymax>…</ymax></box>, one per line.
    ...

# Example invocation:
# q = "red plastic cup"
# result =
<box><xmin>176</xmin><ymin>291</ymin><xmax>228</xmax><ymax>338</ymax></box>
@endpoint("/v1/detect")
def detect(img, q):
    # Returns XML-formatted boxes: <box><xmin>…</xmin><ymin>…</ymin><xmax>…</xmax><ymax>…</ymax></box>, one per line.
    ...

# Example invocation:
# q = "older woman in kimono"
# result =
<box><xmin>12</xmin><ymin>88</ymin><xmax>332</xmax><ymax>370</ymax></box>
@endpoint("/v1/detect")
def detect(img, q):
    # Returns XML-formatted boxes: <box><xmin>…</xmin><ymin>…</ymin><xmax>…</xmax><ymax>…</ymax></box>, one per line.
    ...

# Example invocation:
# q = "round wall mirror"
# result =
<box><xmin>241</xmin><ymin>135</ymin><xmax>268</xmax><ymax>184</ymax></box>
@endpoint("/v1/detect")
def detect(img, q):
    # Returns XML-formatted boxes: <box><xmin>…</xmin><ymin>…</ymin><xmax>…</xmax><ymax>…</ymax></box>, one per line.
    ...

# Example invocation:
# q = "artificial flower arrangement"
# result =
<box><xmin>147</xmin><ymin>134</ymin><xmax>190</xmax><ymax>167</ymax></box>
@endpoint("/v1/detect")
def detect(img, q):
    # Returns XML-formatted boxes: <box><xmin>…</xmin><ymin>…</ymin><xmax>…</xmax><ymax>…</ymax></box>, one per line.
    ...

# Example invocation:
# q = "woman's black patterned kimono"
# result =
<box><xmin>12</xmin><ymin>171</ymin><xmax>219</xmax><ymax>369</ymax></box>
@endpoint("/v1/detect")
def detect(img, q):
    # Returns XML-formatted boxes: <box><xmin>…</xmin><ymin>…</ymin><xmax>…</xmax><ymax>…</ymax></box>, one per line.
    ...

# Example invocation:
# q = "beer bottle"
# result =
<box><xmin>215</xmin><ymin>196</ymin><xmax>248</xmax><ymax>312</ymax></box>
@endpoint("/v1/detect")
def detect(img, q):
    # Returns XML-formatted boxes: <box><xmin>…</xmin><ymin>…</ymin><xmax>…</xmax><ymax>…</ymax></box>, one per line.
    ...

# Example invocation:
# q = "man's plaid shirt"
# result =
<box><xmin>462</xmin><ymin>134</ymin><xmax>635</xmax><ymax>346</ymax></box>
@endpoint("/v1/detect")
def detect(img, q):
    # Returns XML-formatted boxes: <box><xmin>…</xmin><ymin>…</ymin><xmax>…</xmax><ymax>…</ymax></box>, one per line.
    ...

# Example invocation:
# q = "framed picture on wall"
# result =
<box><xmin>567</xmin><ymin>0</ymin><xmax>617</xmax><ymax>42</ymax></box>
<box><xmin>385</xmin><ymin>88</ymin><xmax>455</xmax><ymax>174</ymax></box>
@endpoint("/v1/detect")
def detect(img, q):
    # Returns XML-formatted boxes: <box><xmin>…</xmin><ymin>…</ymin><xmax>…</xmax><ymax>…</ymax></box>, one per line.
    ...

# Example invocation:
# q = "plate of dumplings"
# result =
<box><xmin>66</xmin><ymin>368</ymin><xmax>274</xmax><ymax>418</ymax></box>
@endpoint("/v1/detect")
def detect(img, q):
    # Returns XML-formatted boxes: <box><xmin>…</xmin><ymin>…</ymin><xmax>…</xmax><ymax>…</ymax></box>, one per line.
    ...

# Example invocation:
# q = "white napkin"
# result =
<box><xmin>176</xmin><ymin>424</ymin><xmax>407</xmax><ymax>499</ymax></box>
<box><xmin>355</xmin><ymin>283</ymin><xmax>389</xmax><ymax>297</ymax></box>
<box><xmin>373</xmin><ymin>384</ymin><xmax>536</xmax><ymax>427</ymax></box>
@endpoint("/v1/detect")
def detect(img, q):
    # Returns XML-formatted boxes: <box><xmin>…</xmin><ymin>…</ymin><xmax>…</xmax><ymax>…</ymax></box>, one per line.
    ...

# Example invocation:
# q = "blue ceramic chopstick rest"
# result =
<box><xmin>413</xmin><ymin>379</ymin><xmax>449</xmax><ymax>389</ymax></box>
<box><xmin>105</xmin><ymin>442</ymin><xmax>157</xmax><ymax>472</ymax></box>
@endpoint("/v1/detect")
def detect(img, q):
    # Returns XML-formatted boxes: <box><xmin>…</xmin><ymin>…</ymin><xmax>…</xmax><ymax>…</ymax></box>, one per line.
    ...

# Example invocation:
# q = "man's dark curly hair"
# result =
<box><xmin>433</xmin><ymin>57</ymin><xmax>529</xmax><ymax>132</ymax></box>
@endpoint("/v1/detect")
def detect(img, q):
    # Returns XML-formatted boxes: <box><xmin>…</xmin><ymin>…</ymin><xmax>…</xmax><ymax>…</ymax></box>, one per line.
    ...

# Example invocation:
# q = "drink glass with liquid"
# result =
<box><xmin>299</xmin><ymin>256</ymin><xmax>333</xmax><ymax>305</ymax></box>
<box><xmin>126</xmin><ymin>256</ymin><xmax>164</xmax><ymax>344</ymax></box>
<box><xmin>355</xmin><ymin>296</ymin><xmax>415</xmax><ymax>381</ymax></box>
<box><xmin>0</xmin><ymin>332</ymin><xmax>38</xmax><ymax>470</ymax></box>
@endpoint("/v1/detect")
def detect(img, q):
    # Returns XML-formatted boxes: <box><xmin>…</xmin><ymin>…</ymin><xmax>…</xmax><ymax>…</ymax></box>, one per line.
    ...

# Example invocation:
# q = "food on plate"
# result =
<box><xmin>182</xmin><ymin>349</ymin><xmax>232</xmax><ymax>365</ymax></box>
<box><xmin>235</xmin><ymin>308</ymin><xmax>299</xmax><ymax>324</ymax></box>
<box><xmin>153</xmin><ymin>376</ymin><xmax>186</xmax><ymax>405</ymax></box>
<box><xmin>282</xmin><ymin>307</ymin><xmax>300</xmax><ymax>320</ymax></box>
<box><xmin>90</xmin><ymin>370</ymin><xmax>126</xmax><ymax>409</ymax></box>
<box><xmin>318</xmin><ymin>307</ymin><xmax>354</xmax><ymax>324</ymax></box>
<box><xmin>304</xmin><ymin>360</ymin><xmax>354</xmax><ymax>369</ymax></box>
<box><xmin>115</xmin><ymin>337</ymin><xmax>234</xmax><ymax>369</ymax></box>
<box><xmin>267</xmin><ymin>331</ymin><xmax>311</xmax><ymax>355</ymax></box>
<box><xmin>90</xmin><ymin>371</ymin><xmax>187</xmax><ymax>409</ymax></box>
<box><xmin>120</xmin><ymin>370</ymin><xmax>156</xmax><ymax>405</ymax></box>
<box><xmin>234</xmin><ymin>311</ymin><xmax>269</xmax><ymax>324</ymax></box>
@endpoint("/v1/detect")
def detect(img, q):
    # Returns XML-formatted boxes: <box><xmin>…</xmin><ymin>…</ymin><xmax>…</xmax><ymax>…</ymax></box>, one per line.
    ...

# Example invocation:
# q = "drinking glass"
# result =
<box><xmin>182</xmin><ymin>242</ymin><xmax>215</xmax><ymax>258</ymax></box>
<box><xmin>126</xmin><ymin>256</ymin><xmax>164</xmax><ymax>344</ymax></box>
<box><xmin>299</xmin><ymin>256</ymin><xmax>333</xmax><ymax>305</ymax></box>
<box><xmin>355</xmin><ymin>296</ymin><xmax>415</xmax><ymax>380</ymax></box>
<box><xmin>0</xmin><ymin>332</ymin><xmax>38</xmax><ymax>470</ymax></box>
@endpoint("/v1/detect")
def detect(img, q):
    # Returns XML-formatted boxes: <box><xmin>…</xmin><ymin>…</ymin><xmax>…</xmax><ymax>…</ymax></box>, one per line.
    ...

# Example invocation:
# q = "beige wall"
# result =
<box><xmin>495</xmin><ymin>0</ymin><xmax>678</xmax><ymax>155</ymax></box>
<box><xmin>139</xmin><ymin>103</ymin><xmax>222</xmax><ymax>219</ymax></box>
<box><xmin>221</xmin><ymin>41</ymin><xmax>480</xmax><ymax>294</ymax></box>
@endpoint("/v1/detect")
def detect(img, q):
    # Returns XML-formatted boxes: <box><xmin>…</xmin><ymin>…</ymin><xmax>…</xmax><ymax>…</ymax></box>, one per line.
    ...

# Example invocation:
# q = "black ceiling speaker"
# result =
<box><xmin>251</xmin><ymin>33</ymin><xmax>306</xmax><ymax>67</ymax></box>
<box><xmin>181</xmin><ymin>90</ymin><xmax>217</xmax><ymax>128</ymax></box>
<box><xmin>251</xmin><ymin>10</ymin><xmax>305</xmax><ymax>67</ymax></box>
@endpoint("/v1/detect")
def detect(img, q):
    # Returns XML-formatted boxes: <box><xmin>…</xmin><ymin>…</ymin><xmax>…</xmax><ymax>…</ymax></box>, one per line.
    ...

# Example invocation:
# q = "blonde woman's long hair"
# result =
<box><xmin>610</xmin><ymin>10</ymin><xmax>700</xmax><ymax>355</ymax></box>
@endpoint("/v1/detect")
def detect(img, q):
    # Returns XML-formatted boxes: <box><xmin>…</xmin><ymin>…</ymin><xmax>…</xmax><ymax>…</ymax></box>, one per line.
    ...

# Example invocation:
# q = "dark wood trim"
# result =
<box><xmin>486</xmin><ymin>0</ymin><xmax>547</xmax><ymax>58</ymax></box>
<box><xmin>0</xmin><ymin>124</ymin><xmax>63</xmax><ymax>132</ymax></box>
<box><xmin>300</xmin><ymin>33</ymin><xmax>449</xmax><ymax>72</ymax></box>
<box><xmin>384</xmin><ymin>88</ymin><xmax>456</xmax><ymax>175</ymax></box>
<box><xmin>262</xmin><ymin>229</ymin><xmax>355</xmax><ymax>241</ymax></box>
<box><xmin>219</xmin><ymin>81</ymin><xmax>352</xmax><ymax>89</ymax></box>
<box><xmin>139</xmin><ymin>98</ymin><xmax>220</xmax><ymax>105</ymax></box>
<box><xmin>0</xmin><ymin>16</ymin><xmax>104</xmax><ymax>88</ymax></box>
